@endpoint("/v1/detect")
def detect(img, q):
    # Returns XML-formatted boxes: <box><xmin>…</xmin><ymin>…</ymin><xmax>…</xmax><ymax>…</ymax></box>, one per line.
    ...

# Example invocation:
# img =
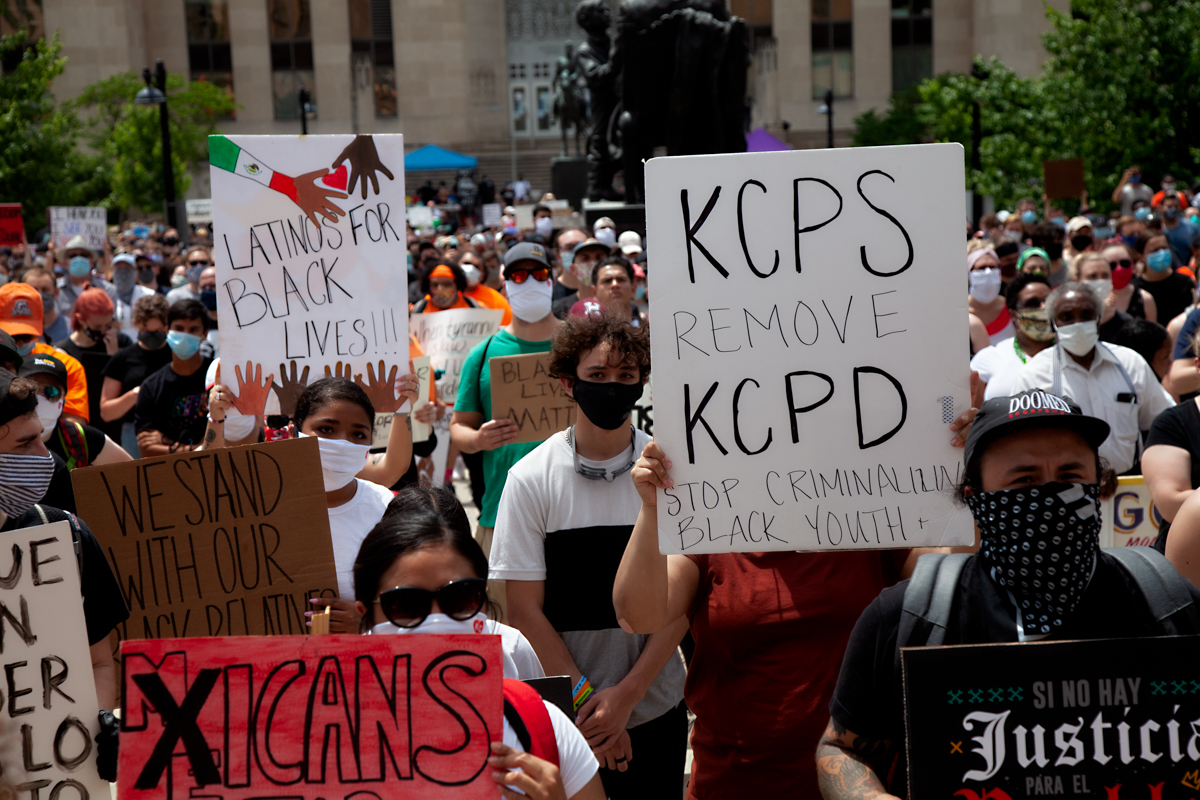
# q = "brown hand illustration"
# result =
<box><xmin>295</xmin><ymin>169</ymin><xmax>348</xmax><ymax>228</ymax></box>
<box><xmin>324</xmin><ymin>361</ymin><xmax>356</xmax><ymax>381</ymax></box>
<box><xmin>272</xmin><ymin>360</ymin><xmax>311</xmax><ymax>417</ymax></box>
<box><xmin>354</xmin><ymin>360</ymin><xmax>401</xmax><ymax>413</ymax></box>
<box><xmin>231</xmin><ymin>361</ymin><xmax>274</xmax><ymax>418</ymax></box>
<box><xmin>332</xmin><ymin>135</ymin><xmax>395</xmax><ymax>200</ymax></box>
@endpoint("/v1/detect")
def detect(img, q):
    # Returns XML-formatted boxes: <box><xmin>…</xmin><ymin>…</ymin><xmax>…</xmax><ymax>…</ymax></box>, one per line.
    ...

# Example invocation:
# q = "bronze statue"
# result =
<box><xmin>552</xmin><ymin>42</ymin><xmax>587</xmax><ymax>157</ymax></box>
<box><xmin>575</xmin><ymin>0</ymin><xmax>621</xmax><ymax>200</ymax></box>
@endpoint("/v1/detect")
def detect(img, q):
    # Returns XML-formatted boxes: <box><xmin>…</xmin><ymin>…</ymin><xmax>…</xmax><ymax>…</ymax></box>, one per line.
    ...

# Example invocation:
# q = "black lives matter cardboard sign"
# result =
<box><xmin>903</xmin><ymin>636</ymin><xmax>1200</xmax><ymax>799</ymax></box>
<box><xmin>644</xmin><ymin>143</ymin><xmax>973</xmax><ymax>554</ymax></box>
<box><xmin>71</xmin><ymin>436</ymin><xmax>340</xmax><ymax>642</ymax></box>
<box><xmin>489</xmin><ymin>352</ymin><xmax>577</xmax><ymax>443</ymax></box>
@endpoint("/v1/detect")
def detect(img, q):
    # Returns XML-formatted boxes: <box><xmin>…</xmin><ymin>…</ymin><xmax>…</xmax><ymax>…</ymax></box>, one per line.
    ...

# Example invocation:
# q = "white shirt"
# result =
<box><xmin>1010</xmin><ymin>343</ymin><xmax>1174</xmax><ymax>473</ymax></box>
<box><xmin>488</xmin><ymin>619</ymin><xmax>546</xmax><ymax>680</ymax></box>
<box><xmin>502</xmin><ymin>699</ymin><xmax>598</xmax><ymax>798</ymax></box>
<box><xmin>326</xmin><ymin>478</ymin><xmax>394</xmax><ymax>599</ymax></box>
<box><xmin>114</xmin><ymin>285</ymin><xmax>158</xmax><ymax>340</ymax></box>
<box><xmin>971</xmin><ymin>337</ymin><xmax>1045</xmax><ymax>400</ymax></box>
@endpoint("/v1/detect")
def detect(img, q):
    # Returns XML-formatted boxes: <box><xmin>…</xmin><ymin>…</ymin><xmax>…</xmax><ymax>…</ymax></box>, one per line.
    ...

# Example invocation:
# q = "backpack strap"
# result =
<box><xmin>502</xmin><ymin>679</ymin><xmax>560</xmax><ymax>767</ymax></box>
<box><xmin>897</xmin><ymin>553</ymin><xmax>970</xmax><ymax>655</ymax></box>
<box><xmin>476</xmin><ymin>334</ymin><xmax>495</xmax><ymax>394</ymax></box>
<box><xmin>1106</xmin><ymin>546</ymin><xmax>1200</xmax><ymax>634</ymax></box>
<box><xmin>33</xmin><ymin>504</ymin><xmax>83</xmax><ymax>579</ymax></box>
<box><xmin>54</xmin><ymin>420</ymin><xmax>89</xmax><ymax>470</ymax></box>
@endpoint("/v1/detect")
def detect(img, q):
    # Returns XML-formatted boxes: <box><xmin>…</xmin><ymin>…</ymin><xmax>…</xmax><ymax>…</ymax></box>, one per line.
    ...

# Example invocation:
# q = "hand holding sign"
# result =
<box><xmin>475</xmin><ymin>418</ymin><xmax>520</xmax><ymax>450</ymax></box>
<box><xmin>333</xmin><ymin>134</ymin><xmax>396</xmax><ymax>199</ymax></box>
<box><xmin>632</xmin><ymin>439</ymin><xmax>673</xmax><ymax>508</ymax></box>
<box><xmin>355</xmin><ymin>360</ymin><xmax>401</xmax><ymax>413</ymax></box>
<box><xmin>489</xmin><ymin>741</ymin><xmax>575</xmax><ymax>798</ymax></box>
<box><xmin>272</xmin><ymin>360</ymin><xmax>310</xmax><ymax>416</ymax></box>
<box><xmin>231</xmin><ymin>361</ymin><xmax>274</xmax><ymax>417</ymax></box>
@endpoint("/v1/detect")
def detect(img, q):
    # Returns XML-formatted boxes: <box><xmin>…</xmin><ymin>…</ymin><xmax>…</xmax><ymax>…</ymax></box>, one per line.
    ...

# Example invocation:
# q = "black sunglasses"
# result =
<box><xmin>1107</xmin><ymin>258</ymin><xmax>1133</xmax><ymax>269</ymax></box>
<box><xmin>375</xmin><ymin>578</ymin><xmax>487</xmax><ymax>628</ymax></box>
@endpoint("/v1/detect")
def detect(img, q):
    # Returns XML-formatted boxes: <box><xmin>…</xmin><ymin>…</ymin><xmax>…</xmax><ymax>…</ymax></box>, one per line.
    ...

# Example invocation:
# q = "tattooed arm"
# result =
<box><xmin>815</xmin><ymin>718</ymin><xmax>900</xmax><ymax>800</ymax></box>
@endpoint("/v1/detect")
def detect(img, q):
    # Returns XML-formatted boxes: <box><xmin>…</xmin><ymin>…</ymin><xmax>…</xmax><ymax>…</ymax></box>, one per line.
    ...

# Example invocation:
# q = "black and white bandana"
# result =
<box><xmin>968</xmin><ymin>482</ymin><xmax>1101</xmax><ymax>636</ymax></box>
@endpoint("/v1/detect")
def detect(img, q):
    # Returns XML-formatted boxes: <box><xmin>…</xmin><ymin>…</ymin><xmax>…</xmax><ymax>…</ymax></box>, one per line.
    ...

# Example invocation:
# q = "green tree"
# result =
<box><xmin>72</xmin><ymin>71</ymin><xmax>237</xmax><ymax>215</ymax></box>
<box><xmin>0</xmin><ymin>31</ymin><xmax>92</xmax><ymax>232</ymax></box>
<box><xmin>852</xmin><ymin>84</ymin><xmax>928</xmax><ymax>147</ymax></box>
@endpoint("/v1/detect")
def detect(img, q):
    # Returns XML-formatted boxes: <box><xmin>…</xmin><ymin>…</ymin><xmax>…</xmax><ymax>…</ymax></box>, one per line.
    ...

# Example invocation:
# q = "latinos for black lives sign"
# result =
<box><xmin>645</xmin><ymin>144</ymin><xmax>973</xmax><ymax>554</ymax></box>
<box><xmin>903</xmin><ymin>636</ymin><xmax>1200</xmax><ymax>800</ymax></box>
<box><xmin>118</xmin><ymin>634</ymin><xmax>503</xmax><ymax>800</ymax></box>
<box><xmin>0</xmin><ymin>522</ymin><xmax>110</xmax><ymax>800</ymax></box>
<box><xmin>210</xmin><ymin>134</ymin><xmax>409</xmax><ymax>421</ymax></box>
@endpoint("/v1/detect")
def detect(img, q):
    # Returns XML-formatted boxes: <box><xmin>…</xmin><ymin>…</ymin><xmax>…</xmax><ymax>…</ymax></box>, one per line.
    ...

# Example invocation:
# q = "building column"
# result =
<box><xmin>310</xmin><ymin>0</ymin><xmax>352</xmax><ymax>132</ymax></box>
<box><xmin>773</xmin><ymin>0</ymin><xmax>812</xmax><ymax>143</ymax></box>
<box><xmin>227</xmin><ymin>0</ymin><xmax>273</xmax><ymax>129</ymax></box>
<box><xmin>853</xmin><ymin>0</ymin><xmax>891</xmax><ymax>109</ymax></box>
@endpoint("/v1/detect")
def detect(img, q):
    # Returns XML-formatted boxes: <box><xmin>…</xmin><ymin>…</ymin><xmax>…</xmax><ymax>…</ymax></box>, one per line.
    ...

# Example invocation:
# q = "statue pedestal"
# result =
<box><xmin>551</xmin><ymin>157</ymin><xmax>588</xmax><ymax>213</ymax></box>
<box><xmin>582</xmin><ymin>199</ymin><xmax>645</xmax><ymax>235</ymax></box>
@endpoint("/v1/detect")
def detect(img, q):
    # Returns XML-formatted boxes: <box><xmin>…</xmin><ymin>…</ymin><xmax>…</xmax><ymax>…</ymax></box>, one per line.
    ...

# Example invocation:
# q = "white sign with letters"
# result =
<box><xmin>646</xmin><ymin>143</ymin><xmax>973</xmax><ymax>554</ymax></box>
<box><xmin>49</xmin><ymin>206</ymin><xmax>107</xmax><ymax>250</ymax></box>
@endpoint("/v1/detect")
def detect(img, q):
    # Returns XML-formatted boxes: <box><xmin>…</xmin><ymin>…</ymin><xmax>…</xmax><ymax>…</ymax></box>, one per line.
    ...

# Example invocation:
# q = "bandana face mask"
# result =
<box><xmin>1013</xmin><ymin>308</ymin><xmax>1056</xmax><ymax>342</ymax></box>
<box><xmin>969</xmin><ymin>482</ymin><xmax>1101</xmax><ymax>636</ymax></box>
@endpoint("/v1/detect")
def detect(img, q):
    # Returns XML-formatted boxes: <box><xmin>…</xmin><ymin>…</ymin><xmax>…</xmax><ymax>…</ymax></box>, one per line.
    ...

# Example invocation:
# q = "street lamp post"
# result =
<box><xmin>298</xmin><ymin>87</ymin><xmax>310</xmax><ymax>135</ymax></box>
<box><xmin>816</xmin><ymin>89</ymin><xmax>834</xmax><ymax>149</ymax></box>
<box><xmin>134</xmin><ymin>60</ymin><xmax>177</xmax><ymax>229</ymax></box>
<box><xmin>970</xmin><ymin>63</ymin><xmax>989</xmax><ymax>228</ymax></box>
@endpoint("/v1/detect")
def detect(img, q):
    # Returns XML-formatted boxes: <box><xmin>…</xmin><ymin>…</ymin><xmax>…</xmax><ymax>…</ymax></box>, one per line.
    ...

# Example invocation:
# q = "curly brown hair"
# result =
<box><xmin>548</xmin><ymin>310</ymin><xmax>650</xmax><ymax>382</ymax></box>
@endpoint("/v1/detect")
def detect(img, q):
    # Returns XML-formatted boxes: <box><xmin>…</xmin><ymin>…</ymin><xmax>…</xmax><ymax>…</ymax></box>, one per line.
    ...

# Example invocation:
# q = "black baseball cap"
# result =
<box><xmin>964</xmin><ymin>389</ymin><xmax>1110</xmax><ymax>467</ymax></box>
<box><xmin>0</xmin><ymin>330</ymin><xmax>22</xmax><ymax>371</ymax></box>
<box><xmin>19</xmin><ymin>353</ymin><xmax>68</xmax><ymax>388</ymax></box>
<box><xmin>503</xmin><ymin>242</ymin><xmax>551</xmax><ymax>273</ymax></box>
<box><xmin>0</xmin><ymin>369</ymin><xmax>36</xmax><ymax>427</ymax></box>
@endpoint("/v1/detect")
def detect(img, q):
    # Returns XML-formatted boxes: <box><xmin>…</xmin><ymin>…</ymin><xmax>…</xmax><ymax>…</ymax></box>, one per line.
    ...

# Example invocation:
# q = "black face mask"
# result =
<box><xmin>139</xmin><ymin>330</ymin><xmax>167</xmax><ymax>349</ymax></box>
<box><xmin>138</xmin><ymin>268</ymin><xmax>156</xmax><ymax>284</ymax></box>
<box><xmin>570</xmin><ymin>379</ymin><xmax>643</xmax><ymax>430</ymax></box>
<box><xmin>1069</xmin><ymin>235</ymin><xmax>1092</xmax><ymax>252</ymax></box>
<box><xmin>1044</xmin><ymin>242</ymin><xmax>1064</xmax><ymax>261</ymax></box>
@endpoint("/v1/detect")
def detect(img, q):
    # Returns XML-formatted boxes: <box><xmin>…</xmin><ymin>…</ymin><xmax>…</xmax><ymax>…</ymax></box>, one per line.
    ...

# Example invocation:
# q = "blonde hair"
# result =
<box><xmin>966</xmin><ymin>239</ymin><xmax>992</xmax><ymax>254</ymax></box>
<box><xmin>1072</xmin><ymin>252</ymin><xmax>1109</xmax><ymax>281</ymax></box>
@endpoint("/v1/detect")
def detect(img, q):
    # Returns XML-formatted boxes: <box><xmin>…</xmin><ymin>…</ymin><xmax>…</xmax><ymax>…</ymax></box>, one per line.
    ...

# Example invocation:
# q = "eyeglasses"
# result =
<box><xmin>38</xmin><ymin>385</ymin><xmax>63</xmax><ymax>402</ymax></box>
<box><xmin>1015</xmin><ymin>298</ymin><xmax>1046</xmax><ymax>310</ymax></box>
<box><xmin>507</xmin><ymin>267</ymin><xmax>550</xmax><ymax>284</ymax></box>
<box><xmin>188</xmin><ymin>260</ymin><xmax>211</xmax><ymax>267</ymax></box>
<box><xmin>374</xmin><ymin>578</ymin><xmax>487</xmax><ymax>628</ymax></box>
<box><xmin>1107</xmin><ymin>259</ymin><xmax>1133</xmax><ymax>269</ymax></box>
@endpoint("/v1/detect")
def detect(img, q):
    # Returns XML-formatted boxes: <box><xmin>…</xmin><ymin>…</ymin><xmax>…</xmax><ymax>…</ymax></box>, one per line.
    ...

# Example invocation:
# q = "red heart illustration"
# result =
<box><xmin>322</xmin><ymin>164</ymin><xmax>348</xmax><ymax>190</ymax></box>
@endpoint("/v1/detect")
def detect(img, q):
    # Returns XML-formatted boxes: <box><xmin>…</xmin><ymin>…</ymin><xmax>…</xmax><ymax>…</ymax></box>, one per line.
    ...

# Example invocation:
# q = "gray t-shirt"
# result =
<box><xmin>166</xmin><ymin>284</ymin><xmax>200</xmax><ymax>305</ymax></box>
<box><xmin>1119</xmin><ymin>183</ymin><xmax>1154</xmax><ymax>216</ymax></box>
<box><xmin>490</xmin><ymin>427</ymin><xmax>686</xmax><ymax>728</ymax></box>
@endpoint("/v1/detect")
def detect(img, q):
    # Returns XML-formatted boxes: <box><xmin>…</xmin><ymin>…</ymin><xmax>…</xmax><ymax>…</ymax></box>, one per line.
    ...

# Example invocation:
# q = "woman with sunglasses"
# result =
<box><xmin>354</xmin><ymin>503</ymin><xmax>604</xmax><ymax>800</ymax></box>
<box><xmin>1100</xmin><ymin>241</ymin><xmax>1156</xmax><ymax>322</ymax></box>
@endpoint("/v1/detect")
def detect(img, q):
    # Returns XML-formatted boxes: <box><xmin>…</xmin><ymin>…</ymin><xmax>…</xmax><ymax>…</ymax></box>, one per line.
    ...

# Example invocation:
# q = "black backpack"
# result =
<box><xmin>898</xmin><ymin>547</ymin><xmax>1200</xmax><ymax>653</ymax></box>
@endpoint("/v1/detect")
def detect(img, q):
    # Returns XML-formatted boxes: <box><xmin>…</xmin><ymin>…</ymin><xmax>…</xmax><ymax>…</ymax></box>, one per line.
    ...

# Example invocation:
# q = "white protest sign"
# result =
<box><xmin>49</xmin><ymin>207</ymin><xmax>106</xmax><ymax>250</ymax></box>
<box><xmin>645</xmin><ymin>143</ymin><xmax>973</xmax><ymax>554</ymax></box>
<box><xmin>407</xmin><ymin>205</ymin><xmax>434</xmax><ymax>229</ymax></box>
<box><xmin>481</xmin><ymin>203</ymin><xmax>502</xmax><ymax>228</ymax></box>
<box><xmin>409</xmin><ymin>308</ymin><xmax>504</xmax><ymax>485</ymax></box>
<box><xmin>411</xmin><ymin>354</ymin><xmax>433</xmax><ymax>442</ymax></box>
<box><xmin>0</xmin><ymin>521</ymin><xmax>110</xmax><ymax>798</ymax></box>
<box><xmin>210</xmin><ymin>134</ymin><xmax>408</xmax><ymax>418</ymax></box>
<box><xmin>1101</xmin><ymin>475</ymin><xmax>1160</xmax><ymax>549</ymax></box>
<box><xmin>185</xmin><ymin>197</ymin><xmax>213</xmax><ymax>223</ymax></box>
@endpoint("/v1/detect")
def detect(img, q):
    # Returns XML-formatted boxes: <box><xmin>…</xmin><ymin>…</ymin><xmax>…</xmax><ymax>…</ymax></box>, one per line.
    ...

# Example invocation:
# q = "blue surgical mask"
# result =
<box><xmin>1134</xmin><ymin>207</ymin><xmax>1152</xmax><ymax>222</ymax></box>
<box><xmin>166</xmin><ymin>330</ymin><xmax>202</xmax><ymax>359</ymax></box>
<box><xmin>1021</xmin><ymin>210</ymin><xmax>1036</xmax><ymax>224</ymax></box>
<box><xmin>635</xmin><ymin>285</ymin><xmax>646</xmax><ymax>300</ymax></box>
<box><xmin>16</xmin><ymin>340</ymin><xmax>34</xmax><ymax>356</ymax></box>
<box><xmin>1146</xmin><ymin>249</ymin><xmax>1173</xmax><ymax>272</ymax></box>
<box><xmin>1120</xmin><ymin>234</ymin><xmax>1139</xmax><ymax>247</ymax></box>
<box><xmin>1051</xmin><ymin>216</ymin><xmax>1065</xmax><ymax>226</ymax></box>
<box><xmin>1130</xmin><ymin>174</ymin><xmax>1142</xmax><ymax>184</ymax></box>
<box><xmin>68</xmin><ymin>256</ymin><xmax>91</xmax><ymax>278</ymax></box>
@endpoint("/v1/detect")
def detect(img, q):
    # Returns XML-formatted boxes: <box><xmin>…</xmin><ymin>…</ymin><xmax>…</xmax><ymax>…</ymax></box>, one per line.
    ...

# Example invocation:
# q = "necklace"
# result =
<box><xmin>566</xmin><ymin>425</ymin><xmax>636</xmax><ymax>481</ymax></box>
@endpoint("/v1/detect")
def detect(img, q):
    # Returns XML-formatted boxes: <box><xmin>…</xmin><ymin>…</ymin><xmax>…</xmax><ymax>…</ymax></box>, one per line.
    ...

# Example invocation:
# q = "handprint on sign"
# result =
<box><xmin>325</xmin><ymin>361</ymin><xmax>356</xmax><ymax>381</ymax></box>
<box><xmin>294</xmin><ymin>169</ymin><xmax>348</xmax><ymax>228</ymax></box>
<box><xmin>355</xmin><ymin>361</ymin><xmax>401</xmax><ymax>413</ymax></box>
<box><xmin>416</xmin><ymin>457</ymin><xmax>435</xmax><ymax>488</ymax></box>
<box><xmin>272</xmin><ymin>360</ymin><xmax>311</xmax><ymax>417</ymax></box>
<box><xmin>231</xmin><ymin>361</ymin><xmax>274</xmax><ymax>418</ymax></box>
<box><xmin>332</xmin><ymin>135</ymin><xmax>396</xmax><ymax>199</ymax></box>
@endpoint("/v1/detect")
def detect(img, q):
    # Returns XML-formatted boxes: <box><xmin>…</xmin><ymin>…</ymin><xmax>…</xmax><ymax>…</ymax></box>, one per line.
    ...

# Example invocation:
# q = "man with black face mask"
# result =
<box><xmin>816</xmin><ymin>390</ymin><xmax>1200</xmax><ymax>800</ymax></box>
<box><xmin>490</xmin><ymin>311</ymin><xmax>688</xmax><ymax>800</ymax></box>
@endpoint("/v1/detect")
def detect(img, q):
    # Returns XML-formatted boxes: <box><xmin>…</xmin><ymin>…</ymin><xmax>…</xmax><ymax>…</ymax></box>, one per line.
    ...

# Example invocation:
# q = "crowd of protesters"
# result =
<box><xmin>7</xmin><ymin>167</ymin><xmax>1200</xmax><ymax>800</ymax></box>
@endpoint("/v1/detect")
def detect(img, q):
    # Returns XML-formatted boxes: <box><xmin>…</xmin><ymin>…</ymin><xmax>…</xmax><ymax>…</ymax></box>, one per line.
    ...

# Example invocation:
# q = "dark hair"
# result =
<box><xmin>167</xmin><ymin>299</ymin><xmax>207</xmax><ymax>327</ymax></box>
<box><xmin>1109</xmin><ymin>317</ymin><xmax>1169</xmax><ymax>371</ymax></box>
<box><xmin>420</xmin><ymin>261</ymin><xmax>467</xmax><ymax>295</ymax></box>
<box><xmin>352</xmin><ymin>506</ymin><xmax>497</xmax><ymax>631</ymax></box>
<box><xmin>532</xmin><ymin>204</ymin><xmax>551</xmax><ymax>218</ymax></box>
<box><xmin>383</xmin><ymin>485</ymin><xmax>471</xmax><ymax>535</ymax></box>
<box><xmin>549</xmin><ymin>308</ymin><xmax>651</xmax><ymax>381</ymax></box>
<box><xmin>1030</xmin><ymin>222</ymin><xmax>1064</xmax><ymax>247</ymax></box>
<box><xmin>293</xmin><ymin>377</ymin><xmax>375</xmax><ymax>433</ymax></box>
<box><xmin>1004</xmin><ymin>273</ymin><xmax>1051</xmax><ymax>310</ymax></box>
<box><xmin>1134</xmin><ymin>230</ymin><xmax>1169</xmax><ymax>255</ymax></box>
<box><xmin>591</xmin><ymin>254</ymin><xmax>634</xmax><ymax>287</ymax></box>
<box><xmin>133</xmin><ymin>293</ymin><xmax>169</xmax><ymax>326</ymax></box>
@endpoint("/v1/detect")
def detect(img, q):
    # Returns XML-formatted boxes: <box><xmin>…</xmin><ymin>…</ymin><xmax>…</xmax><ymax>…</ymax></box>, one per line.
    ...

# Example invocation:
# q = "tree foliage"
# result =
<box><xmin>72</xmin><ymin>72</ymin><xmax>237</xmax><ymax>215</ymax></box>
<box><xmin>852</xmin><ymin>0</ymin><xmax>1200</xmax><ymax>211</ymax></box>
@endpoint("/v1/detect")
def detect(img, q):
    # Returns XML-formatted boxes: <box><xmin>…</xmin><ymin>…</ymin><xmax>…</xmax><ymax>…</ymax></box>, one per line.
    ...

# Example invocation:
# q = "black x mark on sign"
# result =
<box><xmin>132</xmin><ymin>669</ymin><xmax>222</xmax><ymax>789</ymax></box>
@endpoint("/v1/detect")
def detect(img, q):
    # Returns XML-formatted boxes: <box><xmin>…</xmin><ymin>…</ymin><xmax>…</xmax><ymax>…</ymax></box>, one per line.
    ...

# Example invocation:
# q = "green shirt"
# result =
<box><xmin>455</xmin><ymin>329</ymin><xmax>552</xmax><ymax>526</ymax></box>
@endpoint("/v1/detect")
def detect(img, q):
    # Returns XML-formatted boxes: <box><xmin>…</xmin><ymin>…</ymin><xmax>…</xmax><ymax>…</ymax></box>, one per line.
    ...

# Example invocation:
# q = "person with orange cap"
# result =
<box><xmin>0</xmin><ymin>282</ymin><xmax>90</xmax><ymax>423</ymax></box>
<box><xmin>411</xmin><ymin>262</ymin><xmax>480</xmax><ymax>313</ymax></box>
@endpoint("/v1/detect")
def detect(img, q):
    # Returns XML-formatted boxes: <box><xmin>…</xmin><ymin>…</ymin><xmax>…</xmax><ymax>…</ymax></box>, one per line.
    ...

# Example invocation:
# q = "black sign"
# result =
<box><xmin>903</xmin><ymin>636</ymin><xmax>1200</xmax><ymax>800</ymax></box>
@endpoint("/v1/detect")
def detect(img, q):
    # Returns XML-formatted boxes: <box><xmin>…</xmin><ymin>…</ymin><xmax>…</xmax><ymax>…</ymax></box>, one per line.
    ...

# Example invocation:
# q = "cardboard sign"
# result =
<box><xmin>49</xmin><ymin>206</ymin><xmax>107</xmax><ymax>250</ymax></box>
<box><xmin>1043</xmin><ymin>158</ymin><xmax>1086</xmax><ymax>199</ymax></box>
<box><xmin>185</xmin><ymin>198</ymin><xmax>212</xmax><ymax>223</ymax></box>
<box><xmin>481</xmin><ymin>202</ymin><xmax>502</xmax><ymax>228</ymax></box>
<box><xmin>903</xmin><ymin>635</ymin><xmax>1200</xmax><ymax>799</ymax></box>
<box><xmin>489</xmin><ymin>352</ymin><xmax>576</xmax><ymax>443</ymax></box>
<box><xmin>410</xmin><ymin>308</ymin><xmax>505</xmax><ymax>486</ymax></box>
<box><xmin>210</xmin><ymin>135</ymin><xmax>409</xmax><ymax>417</ymax></box>
<box><xmin>1102</xmin><ymin>475</ymin><xmax>1161</xmax><ymax>549</ymax></box>
<box><xmin>0</xmin><ymin>202</ymin><xmax>24</xmax><ymax>246</ymax></box>
<box><xmin>644</xmin><ymin>144</ymin><xmax>973</xmax><ymax>554</ymax></box>
<box><xmin>412</xmin><ymin>354</ymin><xmax>433</xmax><ymax>443</ymax></box>
<box><xmin>0</xmin><ymin>521</ymin><xmax>110</xmax><ymax>798</ymax></box>
<box><xmin>119</xmin><ymin>633</ymin><xmax>503</xmax><ymax>800</ymax></box>
<box><xmin>70</xmin><ymin>437</ymin><xmax>340</xmax><ymax>640</ymax></box>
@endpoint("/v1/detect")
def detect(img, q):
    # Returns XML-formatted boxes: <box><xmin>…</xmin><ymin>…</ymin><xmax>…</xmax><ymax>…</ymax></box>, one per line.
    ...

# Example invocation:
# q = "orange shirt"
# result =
<box><xmin>465</xmin><ymin>285</ymin><xmax>512</xmax><ymax>325</ymax></box>
<box><xmin>33</xmin><ymin>342</ymin><xmax>89</xmax><ymax>421</ymax></box>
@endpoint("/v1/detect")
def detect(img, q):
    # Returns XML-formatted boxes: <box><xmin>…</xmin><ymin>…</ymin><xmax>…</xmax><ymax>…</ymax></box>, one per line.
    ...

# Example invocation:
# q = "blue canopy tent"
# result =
<box><xmin>404</xmin><ymin>144</ymin><xmax>478</xmax><ymax>171</ymax></box>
